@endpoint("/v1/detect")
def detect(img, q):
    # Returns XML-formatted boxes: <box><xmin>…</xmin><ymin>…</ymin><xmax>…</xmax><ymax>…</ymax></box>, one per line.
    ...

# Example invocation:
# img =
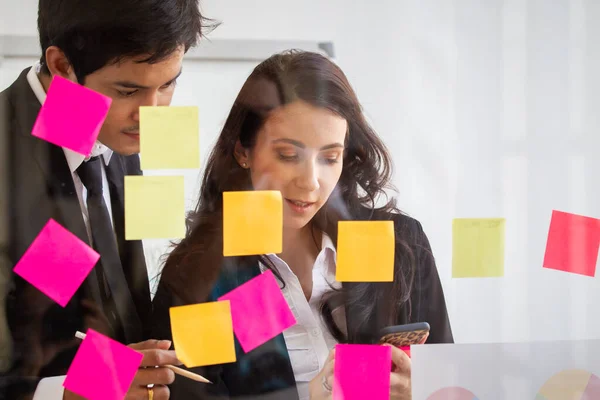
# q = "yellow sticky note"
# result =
<box><xmin>170</xmin><ymin>301</ymin><xmax>236</xmax><ymax>368</ymax></box>
<box><xmin>336</xmin><ymin>221</ymin><xmax>395</xmax><ymax>282</ymax></box>
<box><xmin>452</xmin><ymin>218</ymin><xmax>505</xmax><ymax>278</ymax></box>
<box><xmin>140</xmin><ymin>106</ymin><xmax>200</xmax><ymax>170</ymax></box>
<box><xmin>124</xmin><ymin>176</ymin><xmax>185</xmax><ymax>240</ymax></box>
<box><xmin>223</xmin><ymin>191</ymin><xmax>282</xmax><ymax>256</ymax></box>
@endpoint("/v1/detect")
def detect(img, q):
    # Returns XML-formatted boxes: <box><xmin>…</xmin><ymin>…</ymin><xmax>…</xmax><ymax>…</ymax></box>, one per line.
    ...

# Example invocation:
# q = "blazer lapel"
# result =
<box><xmin>9</xmin><ymin>68</ymin><xmax>103</xmax><ymax>308</ymax></box>
<box><xmin>11</xmin><ymin>68</ymin><xmax>90</xmax><ymax>247</ymax></box>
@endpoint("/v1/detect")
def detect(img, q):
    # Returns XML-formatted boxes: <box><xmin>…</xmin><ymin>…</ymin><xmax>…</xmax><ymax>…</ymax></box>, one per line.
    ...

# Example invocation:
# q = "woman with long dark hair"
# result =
<box><xmin>152</xmin><ymin>50</ymin><xmax>453</xmax><ymax>400</ymax></box>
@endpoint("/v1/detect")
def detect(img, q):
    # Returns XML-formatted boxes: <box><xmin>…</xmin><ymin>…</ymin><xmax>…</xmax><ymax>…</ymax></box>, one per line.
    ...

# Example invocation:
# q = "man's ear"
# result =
<box><xmin>234</xmin><ymin>140</ymin><xmax>251</xmax><ymax>169</ymax></box>
<box><xmin>44</xmin><ymin>46</ymin><xmax>78</xmax><ymax>82</ymax></box>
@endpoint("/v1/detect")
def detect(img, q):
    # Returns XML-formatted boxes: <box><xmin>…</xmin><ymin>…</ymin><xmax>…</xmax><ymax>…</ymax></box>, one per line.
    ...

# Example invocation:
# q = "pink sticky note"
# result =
<box><xmin>333</xmin><ymin>344</ymin><xmax>392</xmax><ymax>400</ymax></box>
<box><xmin>543</xmin><ymin>210</ymin><xmax>600</xmax><ymax>277</ymax></box>
<box><xmin>218</xmin><ymin>270</ymin><xmax>296</xmax><ymax>353</ymax></box>
<box><xmin>32</xmin><ymin>75</ymin><xmax>112</xmax><ymax>156</ymax></box>
<box><xmin>64</xmin><ymin>329</ymin><xmax>143</xmax><ymax>400</ymax></box>
<box><xmin>13</xmin><ymin>219</ymin><xmax>100</xmax><ymax>307</ymax></box>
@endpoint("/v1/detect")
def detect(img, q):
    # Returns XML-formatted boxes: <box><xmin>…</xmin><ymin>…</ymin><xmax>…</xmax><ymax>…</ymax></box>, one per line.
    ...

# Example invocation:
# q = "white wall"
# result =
<box><xmin>2</xmin><ymin>0</ymin><xmax>599</xmax><ymax>345</ymax></box>
<box><xmin>339</xmin><ymin>0</ymin><xmax>600</xmax><ymax>345</ymax></box>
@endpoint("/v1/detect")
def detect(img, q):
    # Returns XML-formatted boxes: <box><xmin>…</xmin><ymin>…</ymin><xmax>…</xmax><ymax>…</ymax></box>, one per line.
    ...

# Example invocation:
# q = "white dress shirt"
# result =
<box><xmin>26</xmin><ymin>64</ymin><xmax>116</xmax><ymax>399</ymax></box>
<box><xmin>260</xmin><ymin>233</ymin><xmax>345</xmax><ymax>400</ymax></box>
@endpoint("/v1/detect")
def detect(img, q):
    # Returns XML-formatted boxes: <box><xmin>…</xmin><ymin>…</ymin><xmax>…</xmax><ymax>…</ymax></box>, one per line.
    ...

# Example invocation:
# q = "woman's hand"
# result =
<box><xmin>308</xmin><ymin>349</ymin><xmax>335</xmax><ymax>400</ymax></box>
<box><xmin>387</xmin><ymin>344</ymin><xmax>412</xmax><ymax>399</ymax></box>
<box><xmin>388</xmin><ymin>333</ymin><xmax>429</xmax><ymax>400</ymax></box>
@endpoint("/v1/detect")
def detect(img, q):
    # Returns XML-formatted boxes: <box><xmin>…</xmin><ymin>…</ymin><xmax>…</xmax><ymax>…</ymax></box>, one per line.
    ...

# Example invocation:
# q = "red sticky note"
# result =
<box><xmin>13</xmin><ymin>219</ymin><xmax>100</xmax><ymax>307</ymax></box>
<box><xmin>543</xmin><ymin>210</ymin><xmax>600</xmax><ymax>277</ymax></box>
<box><xmin>32</xmin><ymin>75</ymin><xmax>112</xmax><ymax>156</ymax></box>
<box><xmin>64</xmin><ymin>329</ymin><xmax>143</xmax><ymax>400</ymax></box>
<box><xmin>333</xmin><ymin>344</ymin><xmax>392</xmax><ymax>400</ymax></box>
<box><xmin>218</xmin><ymin>270</ymin><xmax>296</xmax><ymax>353</ymax></box>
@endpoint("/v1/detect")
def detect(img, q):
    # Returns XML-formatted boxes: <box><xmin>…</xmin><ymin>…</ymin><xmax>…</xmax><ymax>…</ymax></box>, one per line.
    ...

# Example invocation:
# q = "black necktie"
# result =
<box><xmin>77</xmin><ymin>156</ymin><xmax>141</xmax><ymax>342</ymax></box>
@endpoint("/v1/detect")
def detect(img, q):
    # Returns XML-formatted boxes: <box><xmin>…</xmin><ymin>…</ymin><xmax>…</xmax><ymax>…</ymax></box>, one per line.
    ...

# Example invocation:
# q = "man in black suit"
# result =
<box><xmin>0</xmin><ymin>1</ymin><xmax>213</xmax><ymax>398</ymax></box>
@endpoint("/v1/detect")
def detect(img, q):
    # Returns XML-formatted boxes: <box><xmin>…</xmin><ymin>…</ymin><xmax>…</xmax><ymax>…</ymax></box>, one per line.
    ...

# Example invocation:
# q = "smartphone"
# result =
<box><xmin>378</xmin><ymin>322</ymin><xmax>430</xmax><ymax>347</ymax></box>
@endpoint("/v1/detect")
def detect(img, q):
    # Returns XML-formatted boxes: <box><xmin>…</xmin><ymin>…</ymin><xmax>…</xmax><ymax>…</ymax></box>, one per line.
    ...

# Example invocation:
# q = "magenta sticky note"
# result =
<box><xmin>543</xmin><ymin>210</ymin><xmax>600</xmax><ymax>277</ymax></box>
<box><xmin>13</xmin><ymin>219</ymin><xmax>100</xmax><ymax>307</ymax></box>
<box><xmin>32</xmin><ymin>75</ymin><xmax>112</xmax><ymax>156</ymax></box>
<box><xmin>333</xmin><ymin>344</ymin><xmax>392</xmax><ymax>400</ymax></box>
<box><xmin>218</xmin><ymin>269</ymin><xmax>296</xmax><ymax>353</ymax></box>
<box><xmin>64</xmin><ymin>329</ymin><xmax>143</xmax><ymax>400</ymax></box>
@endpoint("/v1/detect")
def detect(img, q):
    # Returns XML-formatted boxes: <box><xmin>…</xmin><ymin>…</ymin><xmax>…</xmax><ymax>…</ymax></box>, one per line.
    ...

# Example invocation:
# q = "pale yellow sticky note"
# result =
<box><xmin>124</xmin><ymin>176</ymin><xmax>185</xmax><ymax>240</ymax></box>
<box><xmin>170</xmin><ymin>301</ymin><xmax>236</xmax><ymax>368</ymax></box>
<box><xmin>336</xmin><ymin>221</ymin><xmax>395</xmax><ymax>282</ymax></box>
<box><xmin>223</xmin><ymin>191</ymin><xmax>283</xmax><ymax>256</ymax></box>
<box><xmin>140</xmin><ymin>106</ymin><xmax>200</xmax><ymax>170</ymax></box>
<box><xmin>538</xmin><ymin>369</ymin><xmax>593</xmax><ymax>400</ymax></box>
<box><xmin>452</xmin><ymin>218</ymin><xmax>505</xmax><ymax>278</ymax></box>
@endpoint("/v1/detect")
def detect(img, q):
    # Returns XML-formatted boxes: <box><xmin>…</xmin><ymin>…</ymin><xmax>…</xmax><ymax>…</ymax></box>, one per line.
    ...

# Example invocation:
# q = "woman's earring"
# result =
<box><xmin>242</xmin><ymin>162</ymin><xmax>248</xmax><ymax>168</ymax></box>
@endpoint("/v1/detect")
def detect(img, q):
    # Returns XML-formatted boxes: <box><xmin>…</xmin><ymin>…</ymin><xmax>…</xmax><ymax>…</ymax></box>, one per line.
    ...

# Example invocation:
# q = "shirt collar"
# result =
<box><xmin>321</xmin><ymin>231</ymin><xmax>336</xmax><ymax>256</ymax></box>
<box><xmin>26</xmin><ymin>63</ymin><xmax>113</xmax><ymax>173</ymax></box>
<box><xmin>319</xmin><ymin>232</ymin><xmax>337</xmax><ymax>279</ymax></box>
<box><xmin>263</xmin><ymin>231</ymin><xmax>337</xmax><ymax>277</ymax></box>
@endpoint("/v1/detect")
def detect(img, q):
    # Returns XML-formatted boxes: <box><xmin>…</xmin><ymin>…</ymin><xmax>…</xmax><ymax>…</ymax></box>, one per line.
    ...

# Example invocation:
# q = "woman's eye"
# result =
<box><xmin>278</xmin><ymin>153</ymin><xmax>298</xmax><ymax>162</ymax></box>
<box><xmin>321</xmin><ymin>153</ymin><xmax>341</xmax><ymax>164</ymax></box>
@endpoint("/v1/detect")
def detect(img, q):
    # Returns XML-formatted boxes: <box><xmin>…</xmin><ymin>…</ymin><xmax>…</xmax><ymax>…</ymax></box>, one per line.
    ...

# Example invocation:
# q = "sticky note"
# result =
<box><xmin>452</xmin><ymin>218</ymin><xmax>505</xmax><ymax>278</ymax></box>
<box><xmin>63</xmin><ymin>329</ymin><xmax>143</xmax><ymax>400</ymax></box>
<box><xmin>170</xmin><ymin>301</ymin><xmax>236</xmax><ymax>368</ymax></box>
<box><xmin>140</xmin><ymin>106</ymin><xmax>200</xmax><ymax>170</ymax></box>
<box><xmin>336</xmin><ymin>221</ymin><xmax>395</xmax><ymax>282</ymax></box>
<box><xmin>124</xmin><ymin>176</ymin><xmax>185</xmax><ymax>240</ymax></box>
<box><xmin>218</xmin><ymin>270</ymin><xmax>296</xmax><ymax>353</ymax></box>
<box><xmin>13</xmin><ymin>219</ymin><xmax>99</xmax><ymax>307</ymax></box>
<box><xmin>333</xmin><ymin>344</ymin><xmax>392</xmax><ymax>400</ymax></box>
<box><xmin>543</xmin><ymin>210</ymin><xmax>600</xmax><ymax>277</ymax></box>
<box><xmin>538</xmin><ymin>369</ymin><xmax>598</xmax><ymax>400</ymax></box>
<box><xmin>223</xmin><ymin>191</ymin><xmax>282</xmax><ymax>256</ymax></box>
<box><xmin>32</xmin><ymin>75</ymin><xmax>111</xmax><ymax>156</ymax></box>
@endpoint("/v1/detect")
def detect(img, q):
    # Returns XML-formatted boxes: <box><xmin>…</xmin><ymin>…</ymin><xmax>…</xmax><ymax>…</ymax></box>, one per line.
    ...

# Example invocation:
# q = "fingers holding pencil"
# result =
<box><xmin>74</xmin><ymin>331</ymin><xmax>212</xmax><ymax>385</ymax></box>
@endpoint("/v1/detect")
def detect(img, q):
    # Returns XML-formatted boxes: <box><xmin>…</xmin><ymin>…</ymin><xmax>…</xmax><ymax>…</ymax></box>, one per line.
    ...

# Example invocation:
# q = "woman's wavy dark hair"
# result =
<box><xmin>159</xmin><ymin>50</ymin><xmax>416</xmax><ymax>343</ymax></box>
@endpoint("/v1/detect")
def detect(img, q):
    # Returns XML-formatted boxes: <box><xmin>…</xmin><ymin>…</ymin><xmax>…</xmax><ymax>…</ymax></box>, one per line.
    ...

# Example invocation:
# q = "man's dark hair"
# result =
<box><xmin>38</xmin><ymin>0</ymin><xmax>216</xmax><ymax>81</ymax></box>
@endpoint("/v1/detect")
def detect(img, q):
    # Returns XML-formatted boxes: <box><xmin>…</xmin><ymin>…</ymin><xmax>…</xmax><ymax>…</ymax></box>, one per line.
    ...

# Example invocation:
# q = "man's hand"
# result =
<box><xmin>64</xmin><ymin>339</ymin><xmax>180</xmax><ymax>400</ymax></box>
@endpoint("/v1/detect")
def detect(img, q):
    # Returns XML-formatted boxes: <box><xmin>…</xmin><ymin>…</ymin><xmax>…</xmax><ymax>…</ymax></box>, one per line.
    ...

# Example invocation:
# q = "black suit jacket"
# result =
<box><xmin>152</xmin><ymin>211</ymin><xmax>453</xmax><ymax>400</ymax></box>
<box><xmin>0</xmin><ymin>68</ymin><xmax>152</xmax><ymax>399</ymax></box>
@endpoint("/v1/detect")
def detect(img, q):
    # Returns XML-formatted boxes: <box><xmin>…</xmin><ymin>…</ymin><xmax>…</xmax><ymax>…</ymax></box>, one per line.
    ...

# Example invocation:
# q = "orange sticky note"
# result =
<box><xmin>223</xmin><ymin>191</ymin><xmax>282</xmax><ymax>256</ymax></box>
<box><xmin>169</xmin><ymin>301</ymin><xmax>236</xmax><ymax>368</ymax></box>
<box><xmin>336</xmin><ymin>221</ymin><xmax>395</xmax><ymax>282</ymax></box>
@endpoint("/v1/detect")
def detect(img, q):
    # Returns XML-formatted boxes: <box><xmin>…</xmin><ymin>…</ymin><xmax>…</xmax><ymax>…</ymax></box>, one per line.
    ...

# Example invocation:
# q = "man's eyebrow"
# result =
<box><xmin>113</xmin><ymin>68</ymin><xmax>183</xmax><ymax>89</ymax></box>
